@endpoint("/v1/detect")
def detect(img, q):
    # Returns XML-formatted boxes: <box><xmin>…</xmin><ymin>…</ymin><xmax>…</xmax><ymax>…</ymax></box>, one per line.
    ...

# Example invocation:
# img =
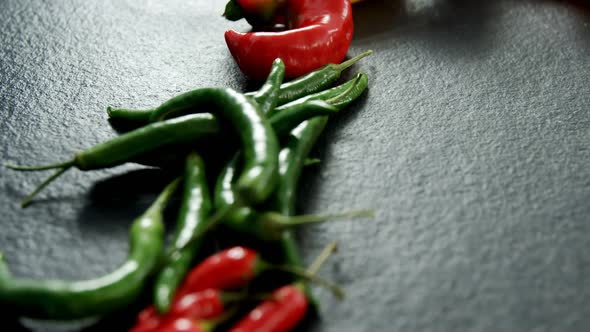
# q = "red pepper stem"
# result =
<box><xmin>333</xmin><ymin>50</ymin><xmax>374</xmax><ymax>72</ymax></box>
<box><xmin>273</xmin><ymin>265</ymin><xmax>345</xmax><ymax>299</ymax></box>
<box><xmin>19</xmin><ymin>166</ymin><xmax>72</xmax><ymax>208</ymax></box>
<box><xmin>221</xmin><ymin>290</ymin><xmax>274</xmax><ymax>303</ymax></box>
<box><xmin>275</xmin><ymin>209</ymin><xmax>374</xmax><ymax>228</ymax></box>
<box><xmin>200</xmin><ymin>305</ymin><xmax>240</xmax><ymax>331</ymax></box>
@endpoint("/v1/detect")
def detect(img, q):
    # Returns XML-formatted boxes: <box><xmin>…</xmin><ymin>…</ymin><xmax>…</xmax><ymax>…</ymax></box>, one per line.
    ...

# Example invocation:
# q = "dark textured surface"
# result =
<box><xmin>1</xmin><ymin>0</ymin><xmax>589</xmax><ymax>331</ymax></box>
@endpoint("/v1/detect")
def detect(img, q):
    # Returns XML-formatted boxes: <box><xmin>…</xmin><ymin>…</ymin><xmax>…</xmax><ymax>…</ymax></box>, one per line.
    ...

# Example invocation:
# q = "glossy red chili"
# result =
<box><xmin>228</xmin><ymin>284</ymin><xmax>308</xmax><ymax>332</ymax></box>
<box><xmin>130</xmin><ymin>289</ymin><xmax>226</xmax><ymax>332</ymax></box>
<box><xmin>177</xmin><ymin>247</ymin><xmax>261</xmax><ymax>296</ymax></box>
<box><xmin>157</xmin><ymin>317</ymin><xmax>212</xmax><ymax>332</ymax></box>
<box><xmin>224</xmin><ymin>0</ymin><xmax>354</xmax><ymax>79</ymax></box>
<box><xmin>130</xmin><ymin>306</ymin><xmax>162</xmax><ymax>332</ymax></box>
<box><xmin>170</xmin><ymin>289</ymin><xmax>225</xmax><ymax>320</ymax></box>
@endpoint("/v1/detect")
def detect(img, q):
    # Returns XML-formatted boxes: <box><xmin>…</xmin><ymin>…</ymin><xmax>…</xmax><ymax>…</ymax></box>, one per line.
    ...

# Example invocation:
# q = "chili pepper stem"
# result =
<box><xmin>303</xmin><ymin>158</ymin><xmax>321</xmax><ymax>166</ymax></box>
<box><xmin>0</xmin><ymin>251</ymin><xmax>9</xmax><ymax>279</ymax></box>
<box><xmin>333</xmin><ymin>50</ymin><xmax>374</xmax><ymax>72</ymax></box>
<box><xmin>19</xmin><ymin>167</ymin><xmax>71</xmax><ymax>208</ymax></box>
<box><xmin>206</xmin><ymin>304</ymin><xmax>240</xmax><ymax>329</ymax></box>
<box><xmin>219</xmin><ymin>290</ymin><xmax>274</xmax><ymax>303</ymax></box>
<box><xmin>306</xmin><ymin>241</ymin><xmax>338</xmax><ymax>275</ymax></box>
<box><xmin>265</xmin><ymin>241</ymin><xmax>343</xmax><ymax>299</ymax></box>
<box><xmin>274</xmin><ymin>265</ymin><xmax>345</xmax><ymax>299</ymax></box>
<box><xmin>4</xmin><ymin>159</ymin><xmax>75</xmax><ymax>171</ymax></box>
<box><xmin>274</xmin><ymin>209</ymin><xmax>375</xmax><ymax>227</ymax></box>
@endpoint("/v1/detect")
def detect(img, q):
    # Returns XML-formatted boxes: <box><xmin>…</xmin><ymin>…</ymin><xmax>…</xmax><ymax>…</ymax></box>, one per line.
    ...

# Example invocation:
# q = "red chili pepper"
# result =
<box><xmin>177</xmin><ymin>247</ymin><xmax>263</xmax><ymax>296</ymax></box>
<box><xmin>157</xmin><ymin>317</ymin><xmax>212</xmax><ymax>332</ymax></box>
<box><xmin>170</xmin><ymin>289</ymin><xmax>225</xmax><ymax>320</ymax></box>
<box><xmin>130</xmin><ymin>289</ymin><xmax>227</xmax><ymax>332</ymax></box>
<box><xmin>224</xmin><ymin>0</ymin><xmax>354</xmax><ymax>79</ymax></box>
<box><xmin>228</xmin><ymin>283</ymin><xmax>308</xmax><ymax>332</ymax></box>
<box><xmin>130</xmin><ymin>306</ymin><xmax>162</xmax><ymax>332</ymax></box>
<box><xmin>130</xmin><ymin>247</ymin><xmax>261</xmax><ymax>332</ymax></box>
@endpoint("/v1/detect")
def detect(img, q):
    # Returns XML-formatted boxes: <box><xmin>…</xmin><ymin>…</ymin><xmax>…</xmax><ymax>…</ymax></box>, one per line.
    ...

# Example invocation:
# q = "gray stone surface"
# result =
<box><xmin>1</xmin><ymin>0</ymin><xmax>589</xmax><ymax>331</ymax></box>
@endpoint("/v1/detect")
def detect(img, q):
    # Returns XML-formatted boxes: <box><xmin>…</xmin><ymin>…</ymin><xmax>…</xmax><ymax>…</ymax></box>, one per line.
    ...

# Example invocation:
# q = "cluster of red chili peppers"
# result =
<box><xmin>131</xmin><ymin>247</ymin><xmax>309</xmax><ymax>332</ymax></box>
<box><xmin>223</xmin><ymin>0</ymin><xmax>355</xmax><ymax>79</ymax></box>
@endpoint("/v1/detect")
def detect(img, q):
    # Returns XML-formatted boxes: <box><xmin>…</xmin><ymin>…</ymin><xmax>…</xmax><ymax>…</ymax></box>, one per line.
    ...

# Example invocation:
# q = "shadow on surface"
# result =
<box><xmin>551</xmin><ymin>0</ymin><xmax>590</xmax><ymax>53</ymax></box>
<box><xmin>354</xmin><ymin>0</ymin><xmax>501</xmax><ymax>58</ymax></box>
<box><xmin>75</xmin><ymin>168</ymin><xmax>182</xmax><ymax>234</ymax></box>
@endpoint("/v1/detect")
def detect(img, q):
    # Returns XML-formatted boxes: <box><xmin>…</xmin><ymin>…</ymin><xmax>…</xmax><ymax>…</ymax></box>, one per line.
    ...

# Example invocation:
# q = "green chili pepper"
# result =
<box><xmin>212</xmin><ymin>153</ymin><xmax>371</xmax><ymax>242</ymax></box>
<box><xmin>210</xmin><ymin>72</ymin><xmax>371</xmax><ymax>241</ymax></box>
<box><xmin>268</xmin><ymin>72</ymin><xmax>367</xmax><ymax>118</ymax></box>
<box><xmin>107</xmin><ymin>107</ymin><xmax>154</xmax><ymax>124</ymax></box>
<box><xmin>251</xmin><ymin>50</ymin><xmax>373</xmax><ymax>106</ymax></box>
<box><xmin>0</xmin><ymin>179</ymin><xmax>179</xmax><ymax>320</ymax></box>
<box><xmin>274</xmin><ymin>72</ymin><xmax>369</xmax><ymax>286</ymax></box>
<box><xmin>274</xmin><ymin>116</ymin><xmax>329</xmax><ymax>251</ymax></box>
<box><xmin>5</xmin><ymin>114</ymin><xmax>217</xmax><ymax>207</ymax></box>
<box><xmin>107</xmin><ymin>51</ymin><xmax>372</xmax><ymax>125</ymax></box>
<box><xmin>270</xmin><ymin>100</ymin><xmax>338</xmax><ymax>136</ymax></box>
<box><xmin>147</xmin><ymin>87</ymin><xmax>279</xmax><ymax>205</ymax></box>
<box><xmin>6</xmin><ymin>98</ymin><xmax>338</xmax><ymax>207</ymax></box>
<box><xmin>251</xmin><ymin>58</ymin><xmax>286</xmax><ymax>114</ymax></box>
<box><xmin>153</xmin><ymin>153</ymin><xmax>212</xmax><ymax>314</ymax></box>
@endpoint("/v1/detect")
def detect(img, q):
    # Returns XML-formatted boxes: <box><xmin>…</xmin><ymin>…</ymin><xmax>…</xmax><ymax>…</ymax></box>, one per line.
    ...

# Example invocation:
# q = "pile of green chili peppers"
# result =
<box><xmin>1</xmin><ymin>50</ymin><xmax>373</xmax><ymax>323</ymax></box>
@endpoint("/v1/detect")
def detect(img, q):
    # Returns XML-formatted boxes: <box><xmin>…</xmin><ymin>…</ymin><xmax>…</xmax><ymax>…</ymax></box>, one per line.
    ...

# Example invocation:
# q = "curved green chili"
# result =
<box><xmin>272</xmin><ymin>50</ymin><xmax>372</xmax><ymax>105</ymax></box>
<box><xmin>211</xmin><ymin>150</ymin><xmax>371</xmax><ymax>242</ymax></box>
<box><xmin>244</xmin><ymin>50</ymin><xmax>372</xmax><ymax>106</ymax></box>
<box><xmin>147</xmin><ymin>87</ymin><xmax>279</xmax><ymax>204</ymax></box>
<box><xmin>5</xmin><ymin>114</ymin><xmax>216</xmax><ymax>207</ymax></box>
<box><xmin>251</xmin><ymin>58</ymin><xmax>285</xmax><ymax>114</ymax></box>
<box><xmin>153</xmin><ymin>153</ymin><xmax>212</xmax><ymax>314</ymax></box>
<box><xmin>0</xmin><ymin>179</ymin><xmax>179</xmax><ymax>320</ymax></box>
<box><xmin>106</xmin><ymin>51</ymin><xmax>372</xmax><ymax>124</ymax></box>
<box><xmin>270</xmin><ymin>100</ymin><xmax>337</xmax><ymax>137</ymax></box>
<box><xmin>211</xmin><ymin>72</ymin><xmax>370</xmax><ymax>241</ymax></box>
<box><xmin>107</xmin><ymin>107</ymin><xmax>154</xmax><ymax>124</ymax></box>
<box><xmin>6</xmin><ymin>95</ymin><xmax>342</xmax><ymax>206</ymax></box>
<box><xmin>268</xmin><ymin>72</ymin><xmax>367</xmax><ymax>118</ymax></box>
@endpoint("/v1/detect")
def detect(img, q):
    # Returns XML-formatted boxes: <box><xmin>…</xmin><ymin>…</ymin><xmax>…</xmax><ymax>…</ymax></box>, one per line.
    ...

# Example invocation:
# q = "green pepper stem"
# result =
<box><xmin>0</xmin><ymin>251</ymin><xmax>10</xmax><ymax>279</ymax></box>
<box><xmin>197</xmin><ymin>304</ymin><xmax>239</xmax><ymax>331</ymax></box>
<box><xmin>219</xmin><ymin>290</ymin><xmax>273</xmax><ymax>303</ymax></box>
<box><xmin>303</xmin><ymin>158</ymin><xmax>321</xmax><ymax>167</ymax></box>
<box><xmin>333</xmin><ymin>50</ymin><xmax>374</xmax><ymax>72</ymax></box>
<box><xmin>4</xmin><ymin>159</ymin><xmax>75</xmax><ymax>171</ymax></box>
<box><xmin>274</xmin><ymin>265</ymin><xmax>345</xmax><ymax>299</ymax></box>
<box><xmin>275</xmin><ymin>209</ymin><xmax>375</xmax><ymax>227</ymax></box>
<box><xmin>20</xmin><ymin>167</ymin><xmax>71</xmax><ymax>208</ymax></box>
<box><xmin>306</xmin><ymin>241</ymin><xmax>338</xmax><ymax>275</ymax></box>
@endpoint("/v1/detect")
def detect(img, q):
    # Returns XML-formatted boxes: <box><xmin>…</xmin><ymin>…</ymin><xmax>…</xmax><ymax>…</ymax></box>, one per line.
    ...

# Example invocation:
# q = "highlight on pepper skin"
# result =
<box><xmin>224</xmin><ymin>0</ymin><xmax>355</xmax><ymax>80</ymax></box>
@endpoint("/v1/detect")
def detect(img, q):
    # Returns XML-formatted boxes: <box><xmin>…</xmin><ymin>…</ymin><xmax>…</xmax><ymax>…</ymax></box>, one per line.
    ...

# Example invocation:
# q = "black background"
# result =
<box><xmin>1</xmin><ymin>0</ymin><xmax>589</xmax><ymax>331</ymax></box>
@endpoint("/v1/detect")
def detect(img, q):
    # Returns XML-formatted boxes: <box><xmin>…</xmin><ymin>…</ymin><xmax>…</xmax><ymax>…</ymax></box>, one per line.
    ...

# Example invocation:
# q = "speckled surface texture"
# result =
<box><xmin>1</xmin><ymin>0</ymin><xmax>589</xmax><ymax>331</ymax></box>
